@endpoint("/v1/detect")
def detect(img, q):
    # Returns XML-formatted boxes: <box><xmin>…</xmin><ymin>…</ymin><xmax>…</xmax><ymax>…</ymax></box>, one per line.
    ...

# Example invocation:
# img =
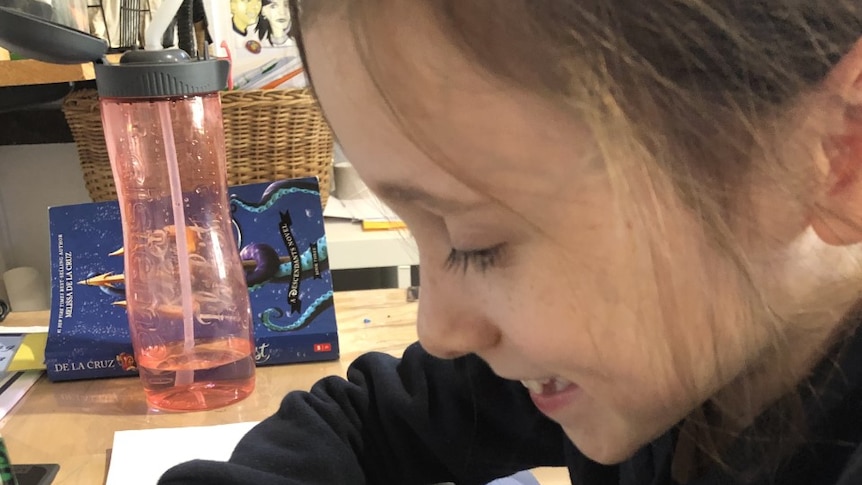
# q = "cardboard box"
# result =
<box><xmin>45</xmin><ymin>178</ymin><xmax>338</xmax><ymax>381</ymax></box>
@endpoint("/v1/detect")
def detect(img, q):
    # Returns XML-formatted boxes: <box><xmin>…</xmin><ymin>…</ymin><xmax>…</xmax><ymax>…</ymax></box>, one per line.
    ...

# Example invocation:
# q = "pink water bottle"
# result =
<box><xmin>0</xmin><ymin>7</ymin><xmax>254</xmax><ymax>410</ymax></box>
<box><xmin>97</xmin><ymin>49</ymin><xmax>255</xmax><ymax>411</ymax></box>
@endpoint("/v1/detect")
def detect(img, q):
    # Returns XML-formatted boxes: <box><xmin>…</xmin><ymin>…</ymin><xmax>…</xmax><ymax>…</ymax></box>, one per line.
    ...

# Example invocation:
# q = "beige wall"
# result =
<box><xmin>0</xmin><ymin>144</ymin><xmax>91</xmax><ymax>291</ymax></box>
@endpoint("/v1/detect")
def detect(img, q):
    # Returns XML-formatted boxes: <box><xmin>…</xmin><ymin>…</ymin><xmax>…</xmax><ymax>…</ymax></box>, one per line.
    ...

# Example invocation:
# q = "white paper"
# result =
<box><xmin>105</xmin><ymin>421</ymin><xmax>260</xmax><ymax>485</ymax></box>
<box><xmin>0</xmin><ymin>370</ymin><xmax>42</xmax><ymax>421</ymax></box>
<box><xmin>323</xmin><ymin>195</ymin><xmax>401</xmax><ymax>222</ymax></box>
<box><xmin>104</xmin><ymin>420</ymin><xmax>547</xmax><ymax>485</ymax></box>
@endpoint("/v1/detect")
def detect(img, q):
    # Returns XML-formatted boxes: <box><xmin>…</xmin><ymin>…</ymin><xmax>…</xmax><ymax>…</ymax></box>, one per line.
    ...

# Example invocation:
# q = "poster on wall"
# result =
<box><xmin>203</xmin><ymin>0</ymin><xmax>307</xmax><ymax>90</ymax></box>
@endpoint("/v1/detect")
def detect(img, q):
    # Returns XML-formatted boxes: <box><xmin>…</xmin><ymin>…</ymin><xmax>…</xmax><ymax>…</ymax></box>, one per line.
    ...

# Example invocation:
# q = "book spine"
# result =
<box><xmin>253</xmin><ymin>332</ymin><xmax>340</xmax><ymax>366</ymax></box>
<box><xmin>45</xmin><ymin>343</ymin><xmax>138</xmax><ymax>382</ymax></box>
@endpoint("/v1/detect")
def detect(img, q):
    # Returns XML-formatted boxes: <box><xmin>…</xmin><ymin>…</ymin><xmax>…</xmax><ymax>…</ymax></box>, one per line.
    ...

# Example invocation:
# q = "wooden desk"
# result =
<box><xmin>0</xmin><ymin>289</ymin><xmax>568</xmax><ymax>485</ymax></box>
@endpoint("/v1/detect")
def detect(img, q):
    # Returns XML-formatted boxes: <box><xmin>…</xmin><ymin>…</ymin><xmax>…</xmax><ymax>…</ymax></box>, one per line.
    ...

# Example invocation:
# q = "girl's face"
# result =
<box><xmin>263</xmin><ymin>0</ymin><xmax>290</xmax><ymax>35</ymax></box>
<box><xmin>304</xmin><ymin>3</ymin><xmax>821</xmax><ymax>463</ymax></box>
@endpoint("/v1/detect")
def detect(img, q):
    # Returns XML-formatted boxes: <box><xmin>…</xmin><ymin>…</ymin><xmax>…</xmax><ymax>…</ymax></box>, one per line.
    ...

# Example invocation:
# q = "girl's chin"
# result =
<box><xmin>562</xmin><ymin>426</ymin><xmax>644</xmax><ymax>466</ymax></box>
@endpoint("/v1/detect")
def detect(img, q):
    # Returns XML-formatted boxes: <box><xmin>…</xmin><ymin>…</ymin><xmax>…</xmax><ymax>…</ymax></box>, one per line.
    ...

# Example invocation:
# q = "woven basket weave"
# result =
<box><xmin>62</xmin><ymin>88</ymin><xmax>334</xmax><ymax>206</ymax></box>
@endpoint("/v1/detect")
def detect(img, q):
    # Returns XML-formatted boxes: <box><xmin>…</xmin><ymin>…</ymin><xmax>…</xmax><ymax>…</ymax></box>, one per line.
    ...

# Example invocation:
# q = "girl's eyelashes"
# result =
<box><xmin>444</xmin><ymin>244</ymin><xmax>506</xmax><ymax>274</ymax></box>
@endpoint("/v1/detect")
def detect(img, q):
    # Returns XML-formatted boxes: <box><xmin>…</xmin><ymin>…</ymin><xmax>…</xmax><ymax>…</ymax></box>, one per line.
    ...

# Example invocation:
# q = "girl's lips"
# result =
<box><xmin>521</xmin><ymin>377</ymin><xmax>580</xmax><ymax>416</ymax></box>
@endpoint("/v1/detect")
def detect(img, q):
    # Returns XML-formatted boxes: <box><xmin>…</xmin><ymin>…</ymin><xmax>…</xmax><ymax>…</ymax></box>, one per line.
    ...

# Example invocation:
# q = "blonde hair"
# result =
<box><xmin>296</xmin><ymin>0</ymin><xmax>862</xmax><ymax>480</ymax></box>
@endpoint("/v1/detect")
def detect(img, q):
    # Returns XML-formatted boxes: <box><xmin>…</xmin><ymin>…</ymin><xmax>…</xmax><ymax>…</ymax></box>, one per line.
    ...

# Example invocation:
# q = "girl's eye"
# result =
<box><xmin>444</xmin><ymin>244</ymin><xmax>505</xmax><ymax>273</ymax></box>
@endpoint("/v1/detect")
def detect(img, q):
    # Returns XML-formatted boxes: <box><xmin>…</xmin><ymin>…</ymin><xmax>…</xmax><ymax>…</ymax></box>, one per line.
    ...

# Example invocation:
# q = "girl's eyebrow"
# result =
<box><xmin>375</xmin><ymin>182</ymin><xmax>479</xmax><ymax>213</ymax></box>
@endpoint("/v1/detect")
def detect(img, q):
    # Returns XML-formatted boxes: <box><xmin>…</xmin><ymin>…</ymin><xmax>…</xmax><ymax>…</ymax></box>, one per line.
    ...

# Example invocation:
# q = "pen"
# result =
<box><xmin>234</xmin><ymin>58</ymin><xmax>290</xmax><ymax>90</ymax></box>
<box><xmin>0</xmin><ymin>435</ymin><xmax>18</xmax><ymax>485</ymax></box>
<box><xmin>260</xmin><ymin>66</ymin><xmax>304</xmax><ymax>90</ymax></box>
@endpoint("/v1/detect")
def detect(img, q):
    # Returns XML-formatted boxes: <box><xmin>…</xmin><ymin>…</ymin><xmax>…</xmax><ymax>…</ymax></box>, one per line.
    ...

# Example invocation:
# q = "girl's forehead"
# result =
<box><xmin>304</xmin><ymin>3</ymin><xmax>597</xmax><ymax>199</ymax></box>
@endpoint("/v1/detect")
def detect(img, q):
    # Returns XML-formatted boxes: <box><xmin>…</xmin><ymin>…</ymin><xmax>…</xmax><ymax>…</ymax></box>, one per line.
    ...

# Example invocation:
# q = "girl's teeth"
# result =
<box><xmin>520</xmin><ymin>377</ymin><xmax>572</xmax><ymax>395</ymax></box>
<box><xmin>520</xmin><ymin>379</ymin><xmax>548</xmax><ymax>394</ymax></box>
<box><xmin>552</xmin><ymin>378</ymin><xmax>572</xmax><ymax>393</ymax></box>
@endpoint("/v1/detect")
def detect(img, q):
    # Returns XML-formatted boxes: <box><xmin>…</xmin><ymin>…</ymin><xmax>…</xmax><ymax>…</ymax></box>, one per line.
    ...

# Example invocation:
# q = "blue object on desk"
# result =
<box><xmin>489</xmin><ymin>471</ymin><xmax>541</xmax><ymax>485</ymax></box>
<box><xmin>0</xmin><ymin>336</ymin><xmax>24</xmax><ymax>373</ymax></box>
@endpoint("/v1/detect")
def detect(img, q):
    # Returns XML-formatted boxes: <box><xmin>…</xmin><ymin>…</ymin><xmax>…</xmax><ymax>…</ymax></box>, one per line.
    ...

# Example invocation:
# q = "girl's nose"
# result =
<box><xmin>415</xmin><ymin>272</ymin><xmax>501</xmax><ymax>359</ymax></box>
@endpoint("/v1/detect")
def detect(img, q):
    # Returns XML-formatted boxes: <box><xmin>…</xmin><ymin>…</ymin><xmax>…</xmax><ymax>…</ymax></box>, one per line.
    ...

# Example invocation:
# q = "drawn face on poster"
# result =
<box><xmin>230</xmin><ymin>0</ymin><xmax>262</xmax><ymax>36</ymax></box>
<box><xmin>258</xmin><ymin>0</ymin><xmax>292</xmax><ymax>46</ymax></box>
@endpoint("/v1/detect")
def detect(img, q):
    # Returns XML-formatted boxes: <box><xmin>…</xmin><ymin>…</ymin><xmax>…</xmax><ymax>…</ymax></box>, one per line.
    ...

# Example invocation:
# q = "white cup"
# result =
<box><xmin>333</xmin><ymin>162</ymin><xmax>369</xmax><ymax>200</ymax></box>
<box><xmin>2</xmin><ymin>266</ymin><xmax>50</xmax><ymax>312</ymax></box>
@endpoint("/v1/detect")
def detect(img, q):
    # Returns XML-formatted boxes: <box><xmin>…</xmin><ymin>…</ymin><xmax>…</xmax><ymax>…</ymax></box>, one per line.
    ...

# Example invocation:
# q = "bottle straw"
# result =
<box><xmin>145</xmin><ymin>0</ymin><xmax>185</xmax><ymax>50</ymax></box>
<box><xmin>158</xmin><ymin>101</ymin><xmax>195</xmax><ymax>387</ymax></box>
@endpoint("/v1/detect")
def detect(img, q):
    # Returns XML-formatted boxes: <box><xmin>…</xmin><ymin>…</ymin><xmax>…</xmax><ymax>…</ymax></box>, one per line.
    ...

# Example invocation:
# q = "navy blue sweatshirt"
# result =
<box><xmin>159</xmin><ymin>329</ymin><xmax>862</xmax><ymax>485</ymax></box>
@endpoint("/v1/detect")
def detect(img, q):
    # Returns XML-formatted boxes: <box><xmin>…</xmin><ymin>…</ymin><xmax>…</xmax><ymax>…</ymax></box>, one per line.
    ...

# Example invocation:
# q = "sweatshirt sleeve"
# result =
<box><xmin>158</xmin><ymin>342</ymin><xmax>566</xmax><ymax>485</ymax></box>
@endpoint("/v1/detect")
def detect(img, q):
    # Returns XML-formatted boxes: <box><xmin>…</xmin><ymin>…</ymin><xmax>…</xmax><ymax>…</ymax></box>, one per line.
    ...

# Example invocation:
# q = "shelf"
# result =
<box><xmin>0</xmin><ymin>59</ymin><xmax>95</xmax><ymax>87</ymax></box>
<box><xmin>1</xmin><ymin>310</ymin><xmax>49</xmax><ymax>329</ymax></box>
<box><xmin>0</xmin><ymin>55</ymin><xmax>121</xmax><ymax>88</ymax></box>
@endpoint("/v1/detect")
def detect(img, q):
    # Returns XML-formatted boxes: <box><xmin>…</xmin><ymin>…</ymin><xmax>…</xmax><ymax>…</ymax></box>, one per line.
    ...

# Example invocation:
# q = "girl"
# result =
<box><xmin>161</xmin><ymin>2</ymin><xmax>862</xmax><ymax>484</ymax></box>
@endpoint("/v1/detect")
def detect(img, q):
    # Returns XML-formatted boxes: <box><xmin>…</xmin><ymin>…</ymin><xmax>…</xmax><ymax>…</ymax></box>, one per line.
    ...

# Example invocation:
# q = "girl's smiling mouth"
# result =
<box><xmin>521</xmin><ymin>377</ymin><xmax>581</xmax><ymax>416</ymax></box>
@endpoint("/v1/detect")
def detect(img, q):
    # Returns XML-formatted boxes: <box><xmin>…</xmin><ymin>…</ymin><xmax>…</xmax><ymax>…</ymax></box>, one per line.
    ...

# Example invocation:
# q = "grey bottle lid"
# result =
<box><xmin>0</xmin><ymin>7</ymin><xmax>229</xmax><ymax>99</ymax></box>
<box><xmin>95</xmin><ymin>49</ymin><xmax>230</xmax><ymax>99</ymax></box>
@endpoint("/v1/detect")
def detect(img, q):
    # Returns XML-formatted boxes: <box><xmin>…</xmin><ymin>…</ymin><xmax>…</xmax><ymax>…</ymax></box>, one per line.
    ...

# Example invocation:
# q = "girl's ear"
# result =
<box><xmin>810</xmin><ymin>37</ymin><xmax>862</xmax><ymax>246</ymax></box>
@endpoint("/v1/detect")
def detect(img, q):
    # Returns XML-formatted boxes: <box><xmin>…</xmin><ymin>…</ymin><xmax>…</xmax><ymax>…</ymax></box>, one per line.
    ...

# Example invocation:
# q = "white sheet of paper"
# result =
<box><xmin>0</xmin><ymin>370</ymin><xmax>41</xmax><ymax>421</ymax></box>
<box><xmin>323</xmin><ymin>194</ymin><xmax>400</xmax><ymax>221</ymax></box>
<box><xmin>105</xmin><ymin>421</ymin><xmax>260</xmax><ymax>485</ymax></box>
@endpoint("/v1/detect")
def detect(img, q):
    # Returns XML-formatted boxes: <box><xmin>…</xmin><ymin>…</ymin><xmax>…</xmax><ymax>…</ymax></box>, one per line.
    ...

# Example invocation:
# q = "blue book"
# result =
<box><xmin>45</xmin><ymin>178</ymin><xmax>339</xmax><ymax>382</ymax></box>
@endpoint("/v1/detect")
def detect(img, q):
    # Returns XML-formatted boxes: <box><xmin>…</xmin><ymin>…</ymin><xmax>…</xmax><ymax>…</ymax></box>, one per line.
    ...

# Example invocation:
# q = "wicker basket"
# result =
<box><xmin>61</xmin><ymin>88</ymin><xmax>334</xmax><ymax>206</ymax></box>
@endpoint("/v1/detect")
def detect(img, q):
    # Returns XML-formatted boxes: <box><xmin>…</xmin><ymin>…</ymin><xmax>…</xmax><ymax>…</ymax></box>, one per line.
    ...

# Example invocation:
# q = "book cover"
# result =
<box><xmin>45</xmin><ymin>178</ymin><xmax>338</xmax><ymax>382</ymax></box>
